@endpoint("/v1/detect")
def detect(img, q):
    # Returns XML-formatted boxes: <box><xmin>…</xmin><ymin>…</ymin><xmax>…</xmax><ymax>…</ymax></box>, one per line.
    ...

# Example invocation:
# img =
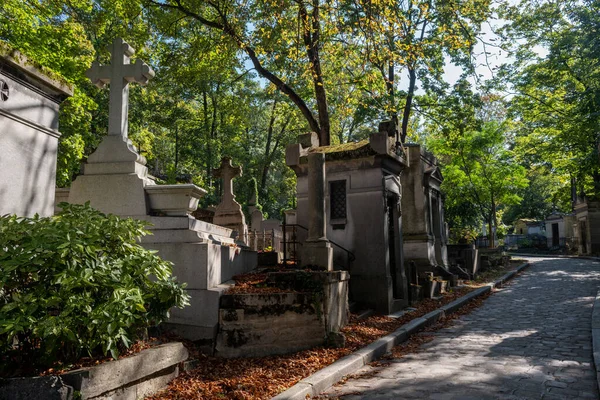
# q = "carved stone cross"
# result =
<box><xmin>213</xmin><ymin>157</ymin><xmax>242</xmax><ymax>208</ymax></box>
<box><xmin>85</xmin><ymin>38</ymin><xmax>155</xmax><ymax>139</ymax></box>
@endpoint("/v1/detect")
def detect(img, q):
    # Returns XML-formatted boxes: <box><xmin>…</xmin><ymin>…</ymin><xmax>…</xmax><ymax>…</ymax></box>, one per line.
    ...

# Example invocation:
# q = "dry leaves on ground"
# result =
<box><xmin>149</xmin><ymin>262</ymin><xmax>525</xmax><ymax>400</ymax></box>
<box><xmin>148</xmin><ymin>286</ymin><xmax>487</xmax><ymax>400</ymax></box>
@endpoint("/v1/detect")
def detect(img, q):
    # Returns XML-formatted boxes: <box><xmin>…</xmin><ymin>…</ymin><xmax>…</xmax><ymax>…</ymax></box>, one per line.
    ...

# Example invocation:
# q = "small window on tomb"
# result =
<box><xmin>330</xmin><ymin>180</ymin><xmax>347</xmax><ymax>228</ymax></box>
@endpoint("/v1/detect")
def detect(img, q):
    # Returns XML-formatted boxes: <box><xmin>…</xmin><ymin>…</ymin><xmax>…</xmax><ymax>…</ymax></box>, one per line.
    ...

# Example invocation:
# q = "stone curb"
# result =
<box><xmin>272</xmin><ymin>262</ymin><xmax>531</xmax><ymax>399</ymax></box>
<box><xmin>591</xmin><ymin>289</ymin><xmax>600</xmax><ymax>394</ymax></box>
<box><xmin>510</xmin><ymin>253</ymin><xmax>600</xmax><ymax>262</ymax></box>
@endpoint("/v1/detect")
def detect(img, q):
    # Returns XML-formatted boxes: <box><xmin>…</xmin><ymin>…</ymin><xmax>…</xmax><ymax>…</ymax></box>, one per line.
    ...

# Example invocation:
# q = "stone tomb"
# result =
<box><xmin>573</xmin><ymin>196</ymin><xmax>600</xmax><ymax>255</ymax></box>
<box><xmin>59</xmin><ymin>38</ymin><xmax>256</xmax><ymax>344</ymax></box>
<box><xmin>401</xmin><ymin>144</ymin><xmax>449</xmax><ymax>275</ymax></box>
<box><xmin>544</xmin><ymin>211</ymin><xmax>575</xmax><ymax>249</ymax></box>
<box><xmin>0</xmin><ymin>44</ymin><xmax>73</xmax><ymax>217</ymax></box>
<box><xmin>286</xmin><ymin>125</ymin><xmax>409</xmax><ymax>314</ymax></box>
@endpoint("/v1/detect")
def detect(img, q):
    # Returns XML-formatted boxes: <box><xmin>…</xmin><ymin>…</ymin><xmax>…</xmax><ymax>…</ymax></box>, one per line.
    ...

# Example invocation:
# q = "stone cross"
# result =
<box><xmin>213</xmin><ymin>157</ymin><xmax>242</xmax><ymax>207</ymax></box>
<box><xmin>85</xmin><ymin>38</ymin><xmax>155</xmax><ymax>140</ymax></box>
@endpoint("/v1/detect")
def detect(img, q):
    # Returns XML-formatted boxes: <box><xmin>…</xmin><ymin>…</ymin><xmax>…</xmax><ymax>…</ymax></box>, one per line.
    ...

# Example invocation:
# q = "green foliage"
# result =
<box><xmin>497</xmin><ymin>0</ymin><xmax>600</xmax><ymax>198</ymax></box>
<box><xmin>0</xmin><ymin>203</ymin><xmax>189</xmax><ymax>373</ymax></box>
<box><xmin>426</xmin><ymin>85</ymin><xmax>528</xmax><ymax>243</ymax></box>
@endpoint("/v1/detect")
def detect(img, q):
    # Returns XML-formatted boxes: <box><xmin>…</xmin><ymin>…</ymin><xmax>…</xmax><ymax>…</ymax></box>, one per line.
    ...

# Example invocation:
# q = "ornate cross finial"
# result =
<box><xmin>213</xmin><ymin>157</ymin><xmax>242</xmax><ymax>206</ymax></box>
<box><xmin>85</xmin><ymin>38</ymin><xmax>155</xmax><ymax>140</ymax></box>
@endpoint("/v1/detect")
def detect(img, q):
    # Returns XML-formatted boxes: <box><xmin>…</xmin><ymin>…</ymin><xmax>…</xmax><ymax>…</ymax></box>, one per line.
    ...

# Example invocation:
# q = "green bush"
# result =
<box><xmin>0</xmin><ymin>203</ymin><xmax>190</xmax><ymax>373</ymax></box>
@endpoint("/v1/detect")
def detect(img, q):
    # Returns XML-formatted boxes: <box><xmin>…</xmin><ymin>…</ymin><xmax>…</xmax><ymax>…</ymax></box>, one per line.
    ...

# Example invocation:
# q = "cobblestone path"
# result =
<box><xmin>321</xmin><ymin>257</ymin><xmax>600</xmax><ymax>400</ymax></box>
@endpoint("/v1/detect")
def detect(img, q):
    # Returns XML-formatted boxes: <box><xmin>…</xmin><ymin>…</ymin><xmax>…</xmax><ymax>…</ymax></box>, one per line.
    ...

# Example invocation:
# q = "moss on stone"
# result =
<box><xmin>0</xmin><ymin>40</ymin><xmax>72</xmax><ymax>92</ymax></box>
<box><xmin>307</xmin><ymin>139</ymin><xmax>377</xmax><ymax>161</ymax></box>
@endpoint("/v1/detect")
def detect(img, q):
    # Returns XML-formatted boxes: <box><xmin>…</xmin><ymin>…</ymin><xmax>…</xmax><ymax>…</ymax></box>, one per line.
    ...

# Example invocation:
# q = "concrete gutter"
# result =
<box><xmin>591</xmin><ymin>290</ymin><xmax>600</xmax><ymax>394</ymax></box>
<box><xmin>272</xmin><ymin>262</ymin><xmax>531</xmax><ymax>400</ymax></box>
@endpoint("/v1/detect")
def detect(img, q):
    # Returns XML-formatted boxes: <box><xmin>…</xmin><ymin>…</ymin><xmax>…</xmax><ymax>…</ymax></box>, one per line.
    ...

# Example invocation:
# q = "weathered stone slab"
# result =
<box><xmin>62</xmin><ymin>342</ymin><xmax>187</xmax><ymax>399</ymax></box>
<box><xmin>0</xmin><ymin>343</ymin><xmax>187</xmax><ymax>400</ymax></box>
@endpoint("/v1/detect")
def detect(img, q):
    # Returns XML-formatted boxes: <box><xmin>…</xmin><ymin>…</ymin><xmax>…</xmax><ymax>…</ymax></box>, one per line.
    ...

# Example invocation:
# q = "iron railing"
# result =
<box><xmin>282</xmin><ymin>221</ymin><xmax>356</xmax><ymax>269</ymax></box>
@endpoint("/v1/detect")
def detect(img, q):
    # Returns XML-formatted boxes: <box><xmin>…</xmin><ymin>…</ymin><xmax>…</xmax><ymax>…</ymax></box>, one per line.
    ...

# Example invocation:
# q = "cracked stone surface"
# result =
<box><xmin>320</xmin><ymin>257</ymin><xmax>600</xmax><ymax>400</ymax></box>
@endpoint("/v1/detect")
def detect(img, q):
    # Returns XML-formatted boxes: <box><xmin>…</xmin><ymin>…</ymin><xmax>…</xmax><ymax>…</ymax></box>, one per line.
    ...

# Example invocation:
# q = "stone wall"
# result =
<box><xmin>0</xmin><ymin>343</ymin><xmax>187</xmax><ymax>400</ymax></box>
<box><xmin>215</xmin><ymin>271</ymin><xmax>349</xmax><ymax>358</ymax></box>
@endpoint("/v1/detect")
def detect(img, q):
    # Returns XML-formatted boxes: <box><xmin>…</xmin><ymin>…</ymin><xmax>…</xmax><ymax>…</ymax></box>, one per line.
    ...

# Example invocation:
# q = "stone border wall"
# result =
<box><xmin>0</xmin><ymin>342</ymin><xmax>188</xmax><ymax>400</ymax></box>
<box><xmin>216</xmin><ymin>271</ymin><xmax>349</xmax><ymax>358</ymax></box>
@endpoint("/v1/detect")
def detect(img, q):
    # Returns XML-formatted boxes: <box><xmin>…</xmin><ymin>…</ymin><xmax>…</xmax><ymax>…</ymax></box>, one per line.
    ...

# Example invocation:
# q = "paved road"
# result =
<box><xmin>320</xmin><ymin>257</ymin><xmax>600</xmax><ymax>400</ymax></box>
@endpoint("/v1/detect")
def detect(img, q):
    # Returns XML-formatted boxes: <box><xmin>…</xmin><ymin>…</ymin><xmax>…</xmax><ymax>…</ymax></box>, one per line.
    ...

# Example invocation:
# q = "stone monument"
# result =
<box><xmin>213</xmin><ymin>157</ymin><xmax>248</xmax><ymax>246</ymax></box>
<box><xmin>401</xmin><ymin>144</ymin><xmax>449</xmax><ymax>272</ymax></box>
<box><xmin>0</xmin><ymin>43</ymin><xmax>73</xmax><ymax>217</ymax></box>
<box><xmin>301</xmin><ymin>152</ymin><xmax>333</xmax><ymax>270</ymax></box>
<box><xmin>68</xmin><ymin>38</ymin><xmax>157</xmax><ymax>215</ymax></box>
<box><xmin>60</xmin><ymin>38</ymin><xmax>257</xmax><ymax>345</ymax></box>
<box><xmin>573</xmin><ymin>196</ymin><xmax>600</xmax><ymax>255</ymax></box>
<box><xmin>286</xmin><ymin>125</ymin><xmax>409</xmax><ymax>314</ymax></box>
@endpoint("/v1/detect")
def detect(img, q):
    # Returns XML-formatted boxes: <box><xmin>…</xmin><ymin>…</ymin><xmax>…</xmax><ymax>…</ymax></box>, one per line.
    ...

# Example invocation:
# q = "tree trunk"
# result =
<box><xmin>299</xmin><ymin>0</ymin><xmax>330</xmax><ymax>146</ymax></box>
<box><xmin>593</xmin><ymin>169</ymin><xmax>600</xmax><ymax>198</ymax></box>
<box><xmin>174</xmin><ymin>124</ymin><xmax>179</xmax><ymax>176</ymax></box>
<box><xmin>203</xmin><ymin>91</ymin><xmax>212</xmax><ymax>188</ymax></box>
<box><xmin>401</xmin><ymin>67</ymin><xmax>416</xmax><ymax>143</ymax></box>
<box><xmin>489</xmin><ymin>197</ymin><xmax>497</xmax><ymax>248</ymax></box>
<box><xmin>261</xmin><ymin>117</ymin><xmax>291</xmax><ymax>188</ymax></box>
<box><xmin>153</xmin><ymin>1</ymin><xmax>324</xmax><ymax>145</ymax></box>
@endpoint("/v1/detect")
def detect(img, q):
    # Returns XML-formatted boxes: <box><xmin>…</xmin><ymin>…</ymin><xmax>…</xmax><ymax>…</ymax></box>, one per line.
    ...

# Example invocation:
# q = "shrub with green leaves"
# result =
<box><xmin>0</xmin><ymin>202</ymin><xmax>190</xmax><ymax>373</ymax></box>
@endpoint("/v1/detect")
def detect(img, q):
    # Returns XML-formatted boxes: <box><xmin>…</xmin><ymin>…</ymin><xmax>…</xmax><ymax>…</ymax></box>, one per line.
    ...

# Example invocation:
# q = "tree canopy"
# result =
<box><xmin>1</xmin><ymin>0</ymin><xmax>596</xmax><ymax>240</ymax></box>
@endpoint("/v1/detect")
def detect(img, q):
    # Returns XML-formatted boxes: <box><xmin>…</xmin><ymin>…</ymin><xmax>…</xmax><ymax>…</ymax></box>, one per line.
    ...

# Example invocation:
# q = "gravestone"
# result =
<box><xmin>213</xmin><ymin>157</ymin><xmax>248</xmax><ymax>245</ymax></box>
<box><xmin>61</xmin><ymin>38</ymin><xmax>256</xmax><ymax>345</ymax></box>
<box><xmin>0</xmin><ymin>43</ymin><xmax>72</xmax><ymax>217</ymax></box>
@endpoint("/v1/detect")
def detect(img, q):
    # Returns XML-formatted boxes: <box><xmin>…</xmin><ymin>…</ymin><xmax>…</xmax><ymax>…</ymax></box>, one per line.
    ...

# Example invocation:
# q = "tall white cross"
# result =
<box><xmin>85</xmin><ymin>38</ymin><xmax>155</xmax><ymax>140</ymax></box>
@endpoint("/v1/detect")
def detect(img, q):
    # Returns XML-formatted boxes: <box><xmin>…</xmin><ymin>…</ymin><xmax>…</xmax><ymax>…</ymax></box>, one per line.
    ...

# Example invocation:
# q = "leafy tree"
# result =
<box><xmin>342</xmin><ymin>0</ymin><xmax>492</xmax><ymax>143</ymax></box>
<box><xmin>502</xmin><ymin>165</ymin><xmax>569</xmax><ymax>224</ymax></box>
<box><xmin>426</xmin><ymin>84</ymin><xmax>528</xmax><ymax>246</ymax></box>
<box><xmin>430</xmin><ymin>121</ymin><xmax>528</xmax><ymax>246</ymax></box>
<box><xmin>497</xmin><ymin>0</ymin><xmax>600</xmax><ymax>198</ymax></box>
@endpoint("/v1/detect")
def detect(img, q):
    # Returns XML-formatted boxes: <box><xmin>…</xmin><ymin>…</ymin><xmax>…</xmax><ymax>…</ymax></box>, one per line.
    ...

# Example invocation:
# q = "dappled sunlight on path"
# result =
<box><xmin>321</xmin><ymin>257</ymin><xmax>600</xmax><ymax>400</ymax></box>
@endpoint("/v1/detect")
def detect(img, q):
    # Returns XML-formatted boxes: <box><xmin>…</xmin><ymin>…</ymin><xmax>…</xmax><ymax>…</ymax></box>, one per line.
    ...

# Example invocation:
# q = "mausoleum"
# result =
<box><xmin>0</xmin><ymin>43</ymin><xmax>72</xmax><ymax>217</ymax></box>
<box><xmin>286</xmin><ymin>124</ymin><xmax>409</xmax><ymax>314</ymax></box>
<box><xmin>401</xmin><ymin>143</ymin><xmax>449</xmax><ymax>275</ymax></box>
<box><xmin>573</xmin><ymin>196</ymin><xmax>600</xmax><ymax>255</ymax></box>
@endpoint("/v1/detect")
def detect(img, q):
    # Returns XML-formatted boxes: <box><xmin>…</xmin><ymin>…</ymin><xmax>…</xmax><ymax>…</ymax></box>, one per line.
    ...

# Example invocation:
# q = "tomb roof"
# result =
<box><xmin>309</xmin><ymin>139</ymin><xmax>377</xmax><ymax>161</ymax></box>
<box><xmin>0</xmin><ymin>40</ymin><xmax>73</xmax><ymax>96</ymax></box>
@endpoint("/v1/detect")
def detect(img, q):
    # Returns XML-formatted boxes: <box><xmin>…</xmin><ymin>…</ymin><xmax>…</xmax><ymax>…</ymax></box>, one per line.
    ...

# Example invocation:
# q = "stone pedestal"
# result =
<box><xmin>301</xmin><ymin>152</ymin><xmax>333</xmax><ymax>271</ymax></box>
<box><xmin>301</xmin><ymin>241</ymin><xmax>334</xmax><ymax>270</ymax></box>
<box><xmin>68</xmin><ymin>136</ymin><xmax>154</xmax><ymax>216</ymax></box>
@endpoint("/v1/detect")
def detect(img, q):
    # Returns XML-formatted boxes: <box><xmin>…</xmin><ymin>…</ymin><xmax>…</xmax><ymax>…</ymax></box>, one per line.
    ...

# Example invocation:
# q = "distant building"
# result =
<box><xmin>513</xmin><ymin>219</ymin><xmax>545</xmax><ymax>235</ymax></box>
<box><xmin>544</xmin><ymin>212</ymin><xmax>575</xmax><ymax>248</ymax></box>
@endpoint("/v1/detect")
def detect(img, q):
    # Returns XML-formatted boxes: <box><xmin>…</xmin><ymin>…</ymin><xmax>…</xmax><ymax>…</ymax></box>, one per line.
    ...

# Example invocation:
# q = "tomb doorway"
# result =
<box><xmin>552</xmin><ymin>223</ymin><xmax>559</xmax><ymax>247</ymax></box>
<box><xmin>387</xmin><ymin>194</ymin><xmax>405</xmax><ymax>301</ymax></box>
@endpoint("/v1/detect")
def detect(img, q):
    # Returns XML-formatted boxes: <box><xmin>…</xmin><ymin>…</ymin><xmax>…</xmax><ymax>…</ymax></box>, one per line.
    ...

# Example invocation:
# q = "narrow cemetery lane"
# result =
<box><xmin>320</xmin><ymin>257</ymin><xmax>600</xmax><ymax>400</ymax></box>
